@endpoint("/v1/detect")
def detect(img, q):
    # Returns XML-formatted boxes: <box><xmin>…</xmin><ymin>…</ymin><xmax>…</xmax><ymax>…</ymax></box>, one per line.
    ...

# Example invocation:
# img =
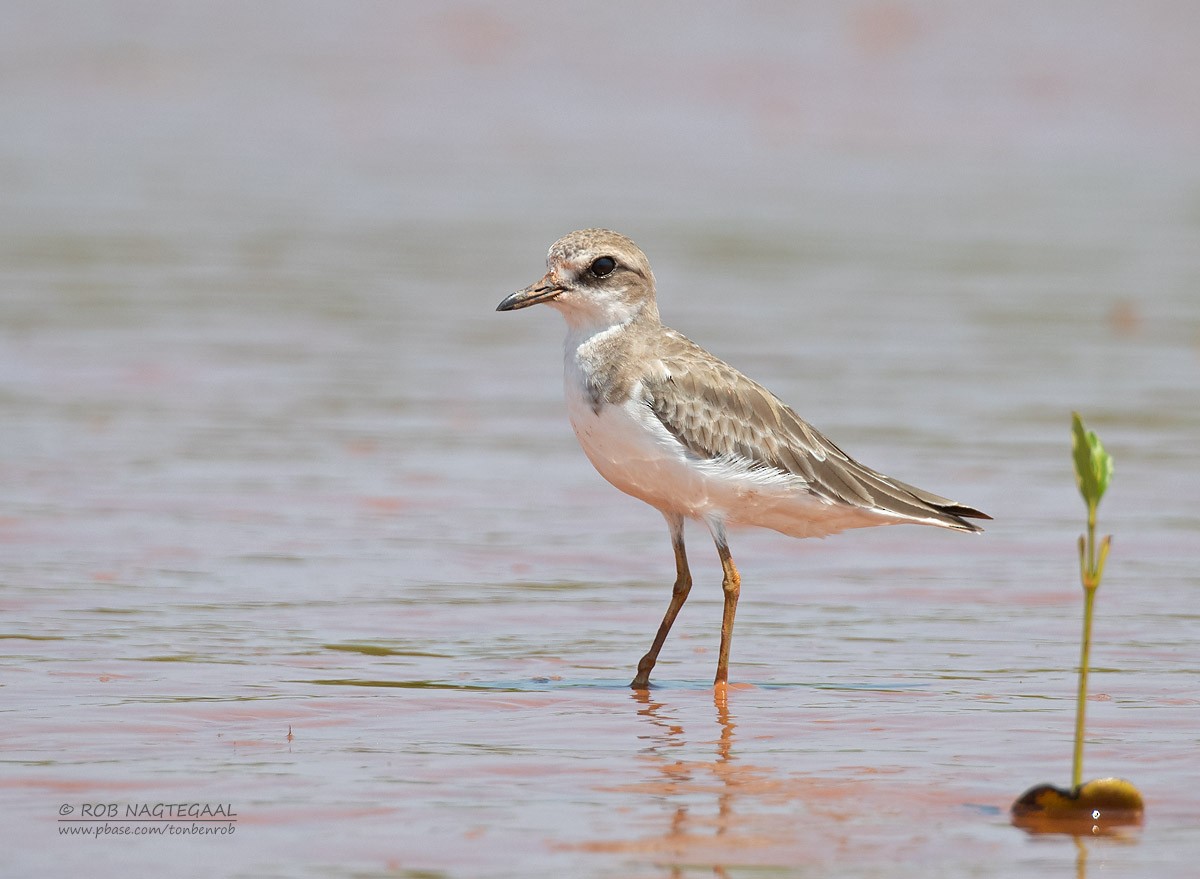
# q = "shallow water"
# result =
<box><xmin>3</xmin><ymin>3</ymin><xmax>1200</xmax><ymax>877</ymax></box>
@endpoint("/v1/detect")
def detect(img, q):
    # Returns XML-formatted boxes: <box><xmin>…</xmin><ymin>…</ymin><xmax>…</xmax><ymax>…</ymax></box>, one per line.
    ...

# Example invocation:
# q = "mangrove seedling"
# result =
<box><xmin>1011</xmin><ymin>413</ymin><xmax>1143</xmax><ymax>832</ymax></box>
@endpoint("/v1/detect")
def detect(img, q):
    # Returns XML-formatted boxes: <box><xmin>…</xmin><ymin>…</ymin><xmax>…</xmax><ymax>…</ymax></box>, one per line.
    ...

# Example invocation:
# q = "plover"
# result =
<box><xmin>497</xmin><ymin>228</ymin><xmax>989</xmax><ymax>690</ymax></box>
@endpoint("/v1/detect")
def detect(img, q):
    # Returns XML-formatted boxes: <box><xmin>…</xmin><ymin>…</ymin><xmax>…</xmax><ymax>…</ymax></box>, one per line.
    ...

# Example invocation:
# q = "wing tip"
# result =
<box><xmin>945</xmin><ymin>506</ymin><xmax>990</xmax><ymax>533</ymax></box>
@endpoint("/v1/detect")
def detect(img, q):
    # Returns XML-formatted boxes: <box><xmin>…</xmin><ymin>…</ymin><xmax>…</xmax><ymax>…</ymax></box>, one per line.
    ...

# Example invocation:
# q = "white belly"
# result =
<box><xmin>566</xmin><ymin>383</ymin><xmax>708</xmax><ymax>514</ymax></box>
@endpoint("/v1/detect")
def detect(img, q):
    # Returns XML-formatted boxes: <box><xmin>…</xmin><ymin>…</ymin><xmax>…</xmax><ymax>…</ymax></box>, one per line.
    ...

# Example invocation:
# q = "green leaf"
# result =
<box><xmin>1071</xmin><ymin>412</ymin><xmax>1113</xmax><ymax>508</ymax></box>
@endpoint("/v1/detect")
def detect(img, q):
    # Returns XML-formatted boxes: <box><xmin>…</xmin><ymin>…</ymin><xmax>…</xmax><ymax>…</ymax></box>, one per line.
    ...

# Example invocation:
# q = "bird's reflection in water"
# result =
<box><xmin>629</xmin><ymin>686</ymin><xmax>768</xmax><ymax>874</ymax></box>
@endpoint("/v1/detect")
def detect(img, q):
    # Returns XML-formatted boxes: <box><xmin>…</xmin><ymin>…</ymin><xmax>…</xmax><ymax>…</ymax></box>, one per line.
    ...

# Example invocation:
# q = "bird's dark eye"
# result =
<box><xmin>590</xmin><ymin>256</ymin><xmax>616</xmax><ymax>278</ymax></box>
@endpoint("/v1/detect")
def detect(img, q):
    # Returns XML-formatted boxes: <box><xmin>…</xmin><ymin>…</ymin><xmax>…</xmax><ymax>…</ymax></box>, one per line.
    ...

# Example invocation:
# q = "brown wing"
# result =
<box><xmin>642</xmin><ymin>330</ymin><xmax>990</xmax><ymax>532</ymax></box>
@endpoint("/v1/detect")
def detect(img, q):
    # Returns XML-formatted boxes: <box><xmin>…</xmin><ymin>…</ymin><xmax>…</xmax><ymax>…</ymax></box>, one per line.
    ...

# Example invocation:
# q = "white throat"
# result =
<box><xmin>548</xmin><ymin>284</ymin><xmax>651</xmax><ymax>336</ymax></box>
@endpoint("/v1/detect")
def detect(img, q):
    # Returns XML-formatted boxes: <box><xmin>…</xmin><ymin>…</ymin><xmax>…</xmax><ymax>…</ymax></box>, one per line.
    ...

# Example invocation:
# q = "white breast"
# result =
<box><xmin>565</xmin><ymin>377</ymin><xmax>694</xmax><ymax>508</ymax></box>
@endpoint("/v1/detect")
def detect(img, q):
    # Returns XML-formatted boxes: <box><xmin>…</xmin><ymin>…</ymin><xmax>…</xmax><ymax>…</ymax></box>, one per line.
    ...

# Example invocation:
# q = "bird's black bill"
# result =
<box><xmin>496</xmin><ymin>279</ymin><xmax>565</xmax><ymax>311</ymax></box>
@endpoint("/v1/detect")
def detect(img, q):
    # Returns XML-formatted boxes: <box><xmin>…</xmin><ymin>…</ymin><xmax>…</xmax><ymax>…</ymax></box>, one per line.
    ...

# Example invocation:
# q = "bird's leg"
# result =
<box><xmin>713</xmin><ymin>536</ymin><xmax>741</xmax><ymax>687</ymax></box>
<box><xmin>631</xmin><ymin>515</ymin><xmax>691</xmax><ymax>690</ymax></box>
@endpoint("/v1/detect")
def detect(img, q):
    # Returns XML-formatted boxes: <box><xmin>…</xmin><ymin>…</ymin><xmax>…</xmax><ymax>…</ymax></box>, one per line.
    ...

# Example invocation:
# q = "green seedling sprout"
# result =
<box><xmin>1070</xmin><ymin>411</ymin><xmax>1113</xmax><ymax>789</ymax></box>
<box><xmin>1011</xmin><ymin>413</ymin><xmax>1142</xmax><ymax>832</ymax></box>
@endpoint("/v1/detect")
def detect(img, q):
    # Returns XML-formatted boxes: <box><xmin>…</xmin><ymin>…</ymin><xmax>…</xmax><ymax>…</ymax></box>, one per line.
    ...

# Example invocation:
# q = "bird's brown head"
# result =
<box><xmin>497</xmin><ymin>229</ymin><xmax>658</xmax><ymax>330</ymax></box>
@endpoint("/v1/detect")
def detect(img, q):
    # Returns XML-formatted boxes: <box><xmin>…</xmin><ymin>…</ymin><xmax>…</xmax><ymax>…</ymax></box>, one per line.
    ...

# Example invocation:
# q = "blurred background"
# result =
<box><xmin>4</xmin><ymin>0</ymin><xmax>1198</xmax><ymax>582</ymax></box>
<box><xmin>2</xmin><ymin>3</ymin><xmax>1198</xmax><ymax>877</ymax></box>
